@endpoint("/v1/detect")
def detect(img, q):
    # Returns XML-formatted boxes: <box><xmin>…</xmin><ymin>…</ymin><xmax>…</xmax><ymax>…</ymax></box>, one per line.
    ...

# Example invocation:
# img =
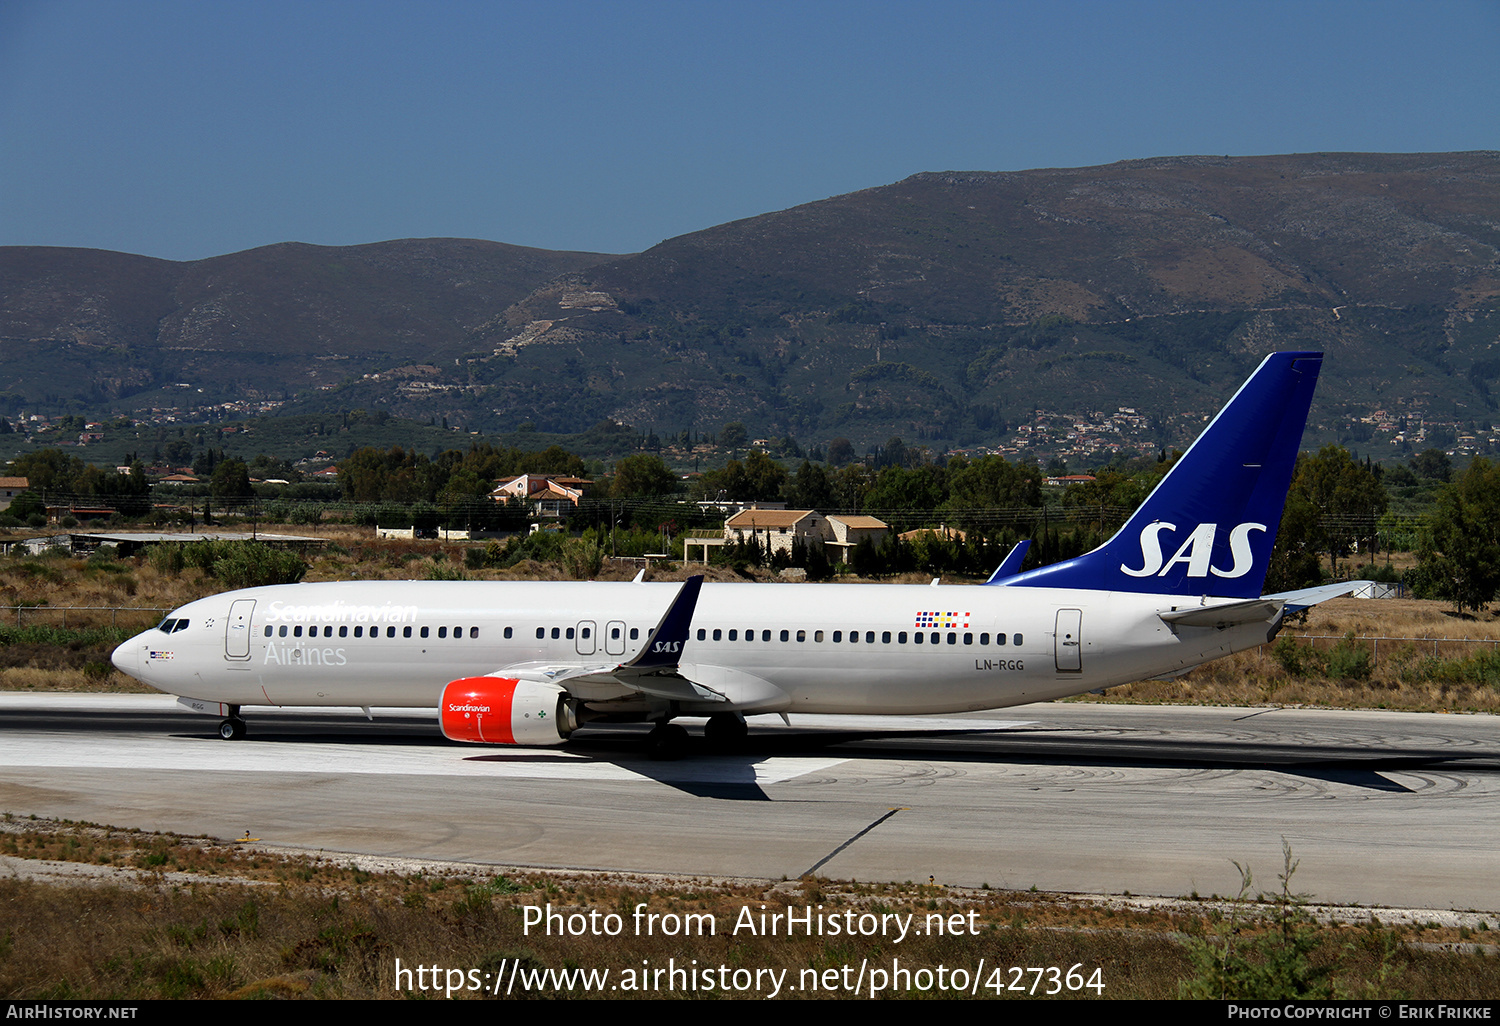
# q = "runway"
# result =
<box><xmin>2</xmin><ymin>693</ymin><xmax>1497</xmax><ymax>911</ymax></box>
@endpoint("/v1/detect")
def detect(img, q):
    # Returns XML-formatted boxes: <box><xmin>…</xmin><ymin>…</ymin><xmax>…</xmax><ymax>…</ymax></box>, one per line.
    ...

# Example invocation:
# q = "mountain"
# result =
<box><xmin>0</xmin><ymin>239</ymin><xmax>617</xmax><ymax>410</ymax></box>
<box><xmin>3</xmin><ymin>152</ymin><xmax>1498</xmax><ymax>455</ymax></box>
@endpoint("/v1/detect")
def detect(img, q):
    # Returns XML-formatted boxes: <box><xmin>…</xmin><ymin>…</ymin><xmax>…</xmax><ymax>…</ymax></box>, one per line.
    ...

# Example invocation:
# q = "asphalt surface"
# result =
<box><xmin>2</xmin><ymin>693</ymin><xmax>1497</xmax><ymax>910</ymax></box>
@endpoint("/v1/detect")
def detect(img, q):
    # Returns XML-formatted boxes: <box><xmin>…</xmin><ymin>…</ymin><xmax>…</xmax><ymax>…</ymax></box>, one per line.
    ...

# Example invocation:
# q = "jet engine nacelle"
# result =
<box><xmin>440</xmin><ymin>676</ymin><xmax>576</xmax><ymax>745</ymax></box>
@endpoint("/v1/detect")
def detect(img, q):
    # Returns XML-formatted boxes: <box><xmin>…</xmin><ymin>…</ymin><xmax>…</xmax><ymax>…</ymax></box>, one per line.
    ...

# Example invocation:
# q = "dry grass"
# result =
<box><xmin>2</xmin><ymin>817</ymin><xmax>1494</xmax><ymax>1000</ymax></box>
<box><xmin>1074</xmin><ymin>598</ymin><xmax>1500</xmax><ymax>713</ymax></box>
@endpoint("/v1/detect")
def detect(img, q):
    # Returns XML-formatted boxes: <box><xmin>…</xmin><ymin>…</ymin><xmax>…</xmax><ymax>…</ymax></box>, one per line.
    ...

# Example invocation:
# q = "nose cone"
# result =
<box><xmin>111</xmin><ymin>637</ymin><xmax>138</xmax><ymax>677</ymax></box>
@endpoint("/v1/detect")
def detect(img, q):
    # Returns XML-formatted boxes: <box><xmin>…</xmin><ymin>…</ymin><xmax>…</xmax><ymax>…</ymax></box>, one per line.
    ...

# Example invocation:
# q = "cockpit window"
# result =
<box><xmin>157</xmin><ymin>618</ymin><xmax>177</xmax><ymax>633</ymax></box>
<box><xmin>172</xmin><ymin>619</ymin><xmax>190</xmax><ymax>633</ymax></box>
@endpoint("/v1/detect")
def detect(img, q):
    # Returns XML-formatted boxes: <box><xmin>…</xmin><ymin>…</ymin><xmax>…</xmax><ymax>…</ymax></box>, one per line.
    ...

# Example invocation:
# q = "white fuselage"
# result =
<box><xmin>112</xmin><ymin>579</ymin><xmax>1273</xmax><ymax>716</ymax></box>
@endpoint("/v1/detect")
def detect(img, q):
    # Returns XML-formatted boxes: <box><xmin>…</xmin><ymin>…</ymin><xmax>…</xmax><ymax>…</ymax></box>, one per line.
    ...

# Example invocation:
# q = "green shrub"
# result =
<box><xmin>1325</xmin><ymin>632</ymin><xmax>1373</xmax><ymax>681</ymax></box>
<box><xmin>1271</xmin><ymin>636</ymin><xmax>1323</xmax><ymax>677</ymax></box>
<box><xmin>211</xmin><ymin>543</ymin><xmax>308</xmax><ymax>589</ymax></box>
<box><xmin>148</xmin><ymin>544</ymin><xmax>186</xmax><ymax>575</ymax></box>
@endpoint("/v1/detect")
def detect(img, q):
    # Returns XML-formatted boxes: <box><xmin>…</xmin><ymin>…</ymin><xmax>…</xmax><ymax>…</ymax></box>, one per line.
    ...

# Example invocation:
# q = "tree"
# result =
<box><xmin>718</xmin><ymin>422</ymin><xmax>748</xmax><ymax>450</ymax></box>
<box><xmin>1418</xmin><ymin>458</ymin><xmax>1500</xmax><ymax>614</ymax></box>
<box><xmin>1409</xmin><ymin>448</ymin><xmax>1452</xmax><ymax>482</ymax></box>
<box><xmin>610</xmin><ymin>454</ymin><xmax>677</xmax><ymax>498</ymax></box>
<box><xmin>210</xmin><ymin>459</ymin><xmax>253</xmax><ymax>500</ymax></box>
<box><xmin>784</xmin><ymin>460</ymin><xmax>835</xmax><ymax>510</ymax></box>
<box><xmin>1285</xmin><ymin>445</ymin><xmax>1388</xmax><ymax>575</ymax></box>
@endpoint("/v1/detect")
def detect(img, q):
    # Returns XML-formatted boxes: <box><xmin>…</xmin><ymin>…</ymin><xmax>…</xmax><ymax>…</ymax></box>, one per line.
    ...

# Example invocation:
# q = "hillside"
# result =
<box><xmin>0</xmin><ymin>239</ymin><xmax>618</xmax><ymax>411</ymax></box>
<box><xmin>3</xmin><ymin>152</ymin><xmax>1498</xmax><ymax>456</ymax></box>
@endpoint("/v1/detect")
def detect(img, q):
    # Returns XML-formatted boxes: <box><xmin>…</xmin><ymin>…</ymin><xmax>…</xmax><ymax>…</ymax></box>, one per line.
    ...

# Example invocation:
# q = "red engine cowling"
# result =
<box><xmin>440</xmin><ymin>677</ymin><xmax>576</xmax><ymax>745</ymax></box>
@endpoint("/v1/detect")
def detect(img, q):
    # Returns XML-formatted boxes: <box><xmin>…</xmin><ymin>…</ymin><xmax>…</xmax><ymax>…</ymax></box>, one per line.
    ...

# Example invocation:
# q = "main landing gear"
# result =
<box><xmin>703</xmin><ymin>712</ymin><xmax>748</xmax><ymax>749</ymax></box>
<box><xmin>218</xmin><ymin>704</ymin><xmax>246</xmax><ymax>740</ymax></box>
<box><xmin>646</xmin><ymin>713</ymin><xmax>749</xmax><ymax>759</ymax></box>
<box><xmin>646</xmin><ymin>722</ymin><xmax>690</xmax><ymax>760</ymax></box>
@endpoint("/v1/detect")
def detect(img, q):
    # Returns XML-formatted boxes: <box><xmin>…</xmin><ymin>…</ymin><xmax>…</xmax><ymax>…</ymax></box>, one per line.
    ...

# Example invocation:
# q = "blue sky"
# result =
<box><xmin>2</xmin><ymin>0</ymin><xmax>1496</xmax><ymax>261</ymax></box>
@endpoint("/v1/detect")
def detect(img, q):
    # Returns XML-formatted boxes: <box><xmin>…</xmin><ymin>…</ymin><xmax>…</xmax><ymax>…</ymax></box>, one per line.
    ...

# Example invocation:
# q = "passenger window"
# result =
<box><xmin>1013</xmin><ymin>633</ymin><xmax>1023</xmax><ymax>646</ymax></box>
<box><xmin>713</xmin><ymin>629</ymin><xmax>722</xmax><ymax>641</ymax></box>
<box><xmin>881</xmin><ymin>631</ymin><xmax>890</xmax><ymax>644</ymax></box>
<box><xmin>263</xmin><ymin>626</ymin><xmax>272</xmax><ymax>637</ymax></box>
<box><xmin>354</xmin><ymin>626</ymin><xmax>363</xmax><ymax>638</ymax></box>
<box><xmin>762</xmin><ymin>630</ymin><xmax>771</xmax><ymax>641</ymax></box>
<box><xmin>963</xmin><ymin>633</ymin><xmax>972</xmax><ymax>645</ymax></box>
<box><xmin>630</xmin><ymin>628</ymin><xmax>639</xmax><ymax>640</ymax></box>
<box><xmin>981</xmin><ymin>633</ymin><xmax>991</xmax><ymax>645</ymax></box>
<box><xmin>814</xmin><ymin>630</ymin><xmax>824</xmax><ymax>642</ymax></box>
<box><xmin>566</xmin><ymin>627</ymin><xmax>575</xmax><ymax>640</ymax></box>
<box><xmin>947</xmin><ymin>632</ymin><xmax>956</xmax><ymax>645</ymax></box>
<box><xmin>898</xmin><ymin>632</ymin><xmax>907</xmax><ymax>644</ymax></box>
<box><xmin>386</xmin><ymin>626</ymin><xmax>396</xmax><ymax>638</ymax></box>
<box><xmin>580</xmin><ymin>627</ymin><xmax>590</xmax><ymax>639</ymax></box>
<box><xmin>728</xmin><ymin>630</ymin><xmax>738</xmax><ymax>641</ymax></box>
<box><xmin>421</xmin><ymin>627</ymin><xmax>429</xmax><ymax>638</ymax></box>
<box><xmin>504</xmin><ymin>627</ymin><xmax>512</xmax><ymax>639</ymax></box>
<box><xmin>294</xmin><ymin>626</ymin><xmax>303</xmax><ymax>638</ymax></box>
<box><xmin>339</xmin><ymin>626</ymin><xmax>348</xmax><ymax>638</ymax></box>
<box><xmin>551</xmin><ymin>628</ymin><xmax>560</xmax><ymax>640</ymax></box>
<box><xmin>997</xmin><ymin>633</ymin><xmax>1006</xmax><ymax>646</ymax></box>
<box><xmin>536</xmin><ymin>627</ymin><xmax>545</xmax><ymax>639</ymax></box>
<box><xmin>470</xmin><ymin>627</ymin><xmax>479</xmax><ymax>639</ymax></box>
<box><xmin>913</xmin><ymin>632</ymin><xmax>923</xmax><ymax>645</ymax></box>
<box><xmin>403</xmin><ymin>626</ymin><xmax>412</xmax><ymax>638</ymax></box>
<box><xmin>696</xmin><ymin>629</ymin><xmax>706</xmax><ymax>641</ymax></box>
<box><xmin>439</xmin><ymin>627</ymin><xmax>447</xmax><ymax>639</ymax></box>
<box><xmin>833</xmin><ymin>631</ymin><xmax>842</xmax><ymax>642</ymax></box>
<box><xmin>866</xmin><ymin>631</ymin><xmax>875</xmax><ymax>643</ymax></box>
<box><xmin>780</xmin><ymin>630</ymin><xmax>790</xmax><ymax>642</ymax></box>
<box><xmin>796</xmin><ymin>630</ymin><xmax>806</xmax><ymax>643</ymax></box>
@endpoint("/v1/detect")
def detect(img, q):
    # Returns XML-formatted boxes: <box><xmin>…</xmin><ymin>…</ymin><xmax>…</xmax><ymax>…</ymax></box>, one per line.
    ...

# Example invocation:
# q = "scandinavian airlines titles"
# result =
<box><xmin>1120</xmin><ymin>521</ymin><xmax>1266</xmax><ymax>579</ymax></box>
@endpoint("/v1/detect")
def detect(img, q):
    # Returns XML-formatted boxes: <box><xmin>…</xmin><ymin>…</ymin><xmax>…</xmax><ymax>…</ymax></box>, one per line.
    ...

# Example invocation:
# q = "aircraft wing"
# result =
<box><xmin>488</xmin><ymin>575</ymin><xmax>729</xmax><ymax>705</ymax></box>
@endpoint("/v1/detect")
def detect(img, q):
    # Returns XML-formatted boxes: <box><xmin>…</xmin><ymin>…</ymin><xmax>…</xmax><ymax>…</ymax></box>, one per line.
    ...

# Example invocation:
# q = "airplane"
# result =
<box><xmin>111</xmin><ymin>351</ymin><xmax>1353</xmax><ymax>758</ymax></box>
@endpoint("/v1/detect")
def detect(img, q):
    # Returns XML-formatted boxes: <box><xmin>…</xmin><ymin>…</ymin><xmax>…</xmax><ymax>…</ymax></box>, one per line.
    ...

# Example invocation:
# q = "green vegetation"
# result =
<box><xmin>1180</xmin><ymin>843</ymin><xmax>1401</xmax><ymax>1000</ymax></box>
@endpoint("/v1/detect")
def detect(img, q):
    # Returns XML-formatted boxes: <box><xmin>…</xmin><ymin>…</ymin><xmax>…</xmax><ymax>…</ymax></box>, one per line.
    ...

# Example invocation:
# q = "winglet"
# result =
<box><xmin>624</xmin><ymin>575</ymin><xmax>703</xmax><ymax>669</ymax></box>
<box><xmin>984</xmin><ymin>540</ymin><xmax>1031</xmax><ymax>584</ymax></box>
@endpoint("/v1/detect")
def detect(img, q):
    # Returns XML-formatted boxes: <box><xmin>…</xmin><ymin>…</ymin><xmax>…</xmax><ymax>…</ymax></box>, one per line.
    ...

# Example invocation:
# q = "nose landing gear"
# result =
<box><xmin>218</xmin><ymin>704</ymin><xmax>247</xmax><ymax>740</ymax></box>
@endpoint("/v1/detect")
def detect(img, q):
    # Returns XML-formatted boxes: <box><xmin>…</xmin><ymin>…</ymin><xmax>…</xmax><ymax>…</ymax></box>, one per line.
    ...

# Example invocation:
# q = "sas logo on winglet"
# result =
<box><xmin>1120</xmin><ymin>522</ymin><xmax>1267</xmax><ymax>579</ymax></box>
<box><xmin>651</xmin><ymin>641</ymin><xmax>682</xmax><ymax>654</ymax></box>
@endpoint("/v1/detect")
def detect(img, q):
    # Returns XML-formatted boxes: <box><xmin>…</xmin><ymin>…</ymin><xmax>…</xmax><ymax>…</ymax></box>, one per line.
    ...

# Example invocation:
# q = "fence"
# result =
<box><xmin>2</xmin><ymin>605</ymin><xmax>170</xmax><ymax>630</ymax></box>
<box><xmin>1267</xmin><ymin>634</ymin><xmax>1500</xmax><ymax>665</ymax></box>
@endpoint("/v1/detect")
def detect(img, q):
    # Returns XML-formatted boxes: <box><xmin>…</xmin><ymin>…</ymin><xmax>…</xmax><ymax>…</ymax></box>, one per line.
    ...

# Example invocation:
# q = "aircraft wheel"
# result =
<box><xmin>704</xmin><ymin>713</ymin><xmax>748</xmax><ymax>749</ymax></box>
<box><xmin>219</xmin><ymin>717</ymin><xmax>246</xmax><ymax>741</ymax></box>
<box><xmin>647</xmin><ymin>723</ymin><xmax>690</xmax><ymax>761</ymax></box>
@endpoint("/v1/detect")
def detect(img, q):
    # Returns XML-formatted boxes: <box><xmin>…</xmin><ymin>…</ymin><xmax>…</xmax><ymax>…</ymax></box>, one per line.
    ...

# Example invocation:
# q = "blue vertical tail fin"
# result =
<box><xmin>997</xmin><ymin>351</ymin><xmax>1322</xmax><ymax>599</ymax></box>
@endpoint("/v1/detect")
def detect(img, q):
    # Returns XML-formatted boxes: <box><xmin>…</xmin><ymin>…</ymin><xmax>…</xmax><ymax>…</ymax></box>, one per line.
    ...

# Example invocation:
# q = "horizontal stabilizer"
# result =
<box><xmin>1159</xmin><ymin>598</ymin><xmax>1283</xmax><ymax>628</ymax></box>
<box><xmin>1265</xmin><ymin>580</ymin><xmax>1362</xmax><ymax>614</ymax></box>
